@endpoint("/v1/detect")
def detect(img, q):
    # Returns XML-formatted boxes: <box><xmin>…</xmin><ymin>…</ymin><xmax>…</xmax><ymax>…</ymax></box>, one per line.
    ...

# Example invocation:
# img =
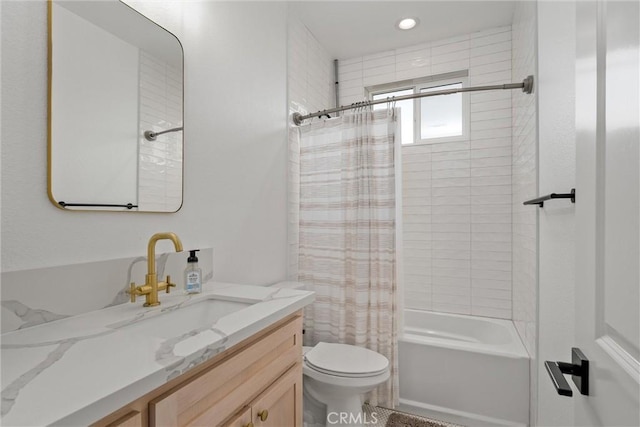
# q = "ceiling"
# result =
<box><xmin>289</xmin><ymin>1</ymin><xmax>517</xmax><ymax>60</ymax></box>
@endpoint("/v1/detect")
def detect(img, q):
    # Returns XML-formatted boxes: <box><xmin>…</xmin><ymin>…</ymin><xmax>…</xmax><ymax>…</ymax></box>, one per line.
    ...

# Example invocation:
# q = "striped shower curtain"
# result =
<box><xmin>289</xmin><ymin>108</ymin><xmax>399</xmax><ymax>408</ymax></box>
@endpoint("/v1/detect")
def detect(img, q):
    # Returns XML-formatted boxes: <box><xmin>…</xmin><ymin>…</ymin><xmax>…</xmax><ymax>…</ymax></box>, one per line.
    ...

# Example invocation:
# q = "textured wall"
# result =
<box><xmin>1</xmin><ymin>2</ymin><xmax>288</xmax><ymax>287</ymax></box>
<box><xmin>337</xmin><ymin>26</ymin><xmax>514</xmax><ymax>319</ymax></box>
<box><xmin>286</xmin><ymin>9</ymin><xmax>334</xmax><ymax>279</ymax></box>
<box><xmin>511</xmin><ymin>0</ymin><xmax>538</xmax><ymax>360</ymax></box>
<box><xmin>511</xmin><ymin>1</ymin><xmax>538</xmax><ymax>425</ymax></box>
<box><xmin>138</xmin><ymin>50</ymin><xmax>183</xmax><ymax>212</ymax></box>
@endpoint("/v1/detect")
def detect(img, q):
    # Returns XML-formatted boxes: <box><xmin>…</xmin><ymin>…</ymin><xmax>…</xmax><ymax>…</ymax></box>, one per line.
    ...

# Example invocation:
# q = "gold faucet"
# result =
<box><xmin>128</xmin><ymin>232</ymin><xmax>184</xmax><ymax>307</ymax></box>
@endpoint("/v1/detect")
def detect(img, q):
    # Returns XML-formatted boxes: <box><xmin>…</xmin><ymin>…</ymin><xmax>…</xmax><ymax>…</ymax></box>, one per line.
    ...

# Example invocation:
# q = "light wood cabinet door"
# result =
<box><xmin>251</xmin><ymin>364</ymin><xmax>302</xmax><ymax>427</ymax></box>
<box><xmin>150</xmin><ymin>315</ymin><xmax>302</xmax><ymax>427</ymax></box>
<box><xmin>221</xmin><ymin>407</ymin><xmax>252</xmax><ymax>427</ymax></box>
<box><xmin>106</xmin><ymin>411</ymin><xmax>142</xmax><ymax>427</ymax></box>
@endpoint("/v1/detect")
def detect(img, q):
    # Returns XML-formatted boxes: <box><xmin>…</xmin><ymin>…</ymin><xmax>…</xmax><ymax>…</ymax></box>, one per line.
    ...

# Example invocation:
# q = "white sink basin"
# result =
<box><xmin>109</xmin><ymin>298</ymin><xmax>254</xmax><ymax>340</ymax></box>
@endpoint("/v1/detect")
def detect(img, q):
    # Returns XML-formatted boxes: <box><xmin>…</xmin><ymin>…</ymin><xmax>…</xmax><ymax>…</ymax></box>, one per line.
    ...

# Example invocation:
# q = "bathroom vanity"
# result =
<box><xmin>1</xmin><ymin>283</ymin><xmax>314</xmax><ymax>426</ymax></box>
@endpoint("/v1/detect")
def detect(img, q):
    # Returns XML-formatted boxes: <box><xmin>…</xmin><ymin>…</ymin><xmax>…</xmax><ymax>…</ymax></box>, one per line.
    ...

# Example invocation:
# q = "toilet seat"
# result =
<box><xmin>304</xmin><ymin>342</ymin><xmax>389</xmax><ymax>378</ymax></box>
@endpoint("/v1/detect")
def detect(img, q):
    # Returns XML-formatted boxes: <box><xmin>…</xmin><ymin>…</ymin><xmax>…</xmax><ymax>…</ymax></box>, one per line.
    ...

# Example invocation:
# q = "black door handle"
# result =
<box><xmin>545</xmin><ymin>348</ymin><xmax>589</xmax><ymax>397</ymax></box>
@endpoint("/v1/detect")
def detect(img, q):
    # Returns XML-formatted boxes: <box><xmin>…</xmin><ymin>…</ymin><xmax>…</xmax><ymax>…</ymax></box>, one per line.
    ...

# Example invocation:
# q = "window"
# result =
<box><xmin>370</xmin><ymin>76</ymin><xmax>469</xmax><ymax>145</ymax></box>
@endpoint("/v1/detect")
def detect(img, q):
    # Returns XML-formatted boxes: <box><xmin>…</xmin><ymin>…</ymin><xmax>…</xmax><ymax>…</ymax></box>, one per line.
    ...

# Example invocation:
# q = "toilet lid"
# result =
<box><xmin>304</xmin><ymin>342</ymin><xmax>389</xmax><ymax>378</ymax></box>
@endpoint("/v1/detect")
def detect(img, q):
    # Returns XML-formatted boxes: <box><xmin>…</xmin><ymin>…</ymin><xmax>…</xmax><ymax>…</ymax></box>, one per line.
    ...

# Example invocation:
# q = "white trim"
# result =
<box><xmin>415</xmin><ymin>76</ymin><xmax>469</xmax><ymax>144</ymax></box>
<box><xmin>366</xmin><ymin>73</ymin><xmax>470</xmax><ymax>146</ymax></box>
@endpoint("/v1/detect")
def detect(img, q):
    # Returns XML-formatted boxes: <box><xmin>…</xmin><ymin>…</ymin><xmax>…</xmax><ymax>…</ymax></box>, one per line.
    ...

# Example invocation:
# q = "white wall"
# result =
<box><xmin>51</xmin><ymin>3</ymin><xmax>138</xmax><ymax>206</ymax></box>
<box><xmin>337</xmin><ymin>27</ymin><xmax>514</xmax><ymax>319</ymax></box>
<box><xmin>1</xmin><ymin>1</ymin><xmax>288</xmax><ymax>287</ymax></box>
<box><xmin>536</xmin><ymin>1</ymin><xmax>576</xmax><ymax>426</ymax></box>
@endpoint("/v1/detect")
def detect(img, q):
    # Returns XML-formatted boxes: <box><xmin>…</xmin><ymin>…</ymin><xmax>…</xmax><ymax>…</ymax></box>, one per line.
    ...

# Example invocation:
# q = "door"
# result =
<box><xmin>575</xmin><ymin>0</ymin><xmax>640</xmax><ymax>425</ymax></box>
<box><xmin>251</xmin><ymin>364</ymin><xmax>302</xmax><ymax>427</ymax></box>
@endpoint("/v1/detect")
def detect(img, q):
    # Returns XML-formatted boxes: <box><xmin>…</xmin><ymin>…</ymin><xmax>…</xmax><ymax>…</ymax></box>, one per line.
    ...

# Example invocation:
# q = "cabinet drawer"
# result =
<box><xmin>150</xmin><ymin>315</ymin><xmax>302</xmax><ymax>427</ymax></box>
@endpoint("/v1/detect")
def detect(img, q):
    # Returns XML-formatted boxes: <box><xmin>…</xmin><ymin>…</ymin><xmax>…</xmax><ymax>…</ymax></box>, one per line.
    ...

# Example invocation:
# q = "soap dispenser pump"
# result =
<box><xmin>184</xmin><ymin>249</ymin><xmax>202</xmax><ymax>294</ymax></box>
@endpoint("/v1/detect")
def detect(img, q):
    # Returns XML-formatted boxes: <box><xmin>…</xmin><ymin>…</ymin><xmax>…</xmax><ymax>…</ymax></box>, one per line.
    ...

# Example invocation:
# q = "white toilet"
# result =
<box><xmin>302</xmin><ymin>342</ymin><xmax>390</xmax><ymax>427</ymax></box>
<box><xmin>269</xmin><ymin>282</ymin><xmax>390</xmax><ymax>426</ymax></box>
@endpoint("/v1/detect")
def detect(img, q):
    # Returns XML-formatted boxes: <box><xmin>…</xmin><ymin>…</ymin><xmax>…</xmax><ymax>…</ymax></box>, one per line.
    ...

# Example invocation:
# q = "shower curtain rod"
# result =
<box><xmin>292</xmin><ymin>75</ymin><xmax>534</xmax><ymax>126</ymax></box>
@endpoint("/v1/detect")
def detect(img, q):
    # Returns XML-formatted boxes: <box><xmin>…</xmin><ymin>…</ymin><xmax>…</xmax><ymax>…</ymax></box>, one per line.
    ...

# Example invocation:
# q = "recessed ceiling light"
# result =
<box><xmin>397</xmin><ymin>18</ymin><xmax>419</xmax><ymax>30</ymax></box>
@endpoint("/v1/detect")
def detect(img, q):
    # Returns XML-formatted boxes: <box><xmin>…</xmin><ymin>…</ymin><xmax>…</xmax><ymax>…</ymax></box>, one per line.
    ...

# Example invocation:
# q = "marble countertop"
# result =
<box><xmin>1</xmin><ymin>282</ymin><xmax>314</xmax><ymax>426</ymax></box>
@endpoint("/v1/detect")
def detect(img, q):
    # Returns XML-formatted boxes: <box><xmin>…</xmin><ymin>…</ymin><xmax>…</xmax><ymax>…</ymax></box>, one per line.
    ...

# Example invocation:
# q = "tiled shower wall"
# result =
<box><xmin>511</xmin><ymin>2</ymin><xmax>537</xmax><ymax>357</ymax></box>
<box><xmin>287</xmin><ymin>13</ymin><xmax>334</xmax><ymax>117</ymax></box>
<box><xmin>286</xmin><ymin>12</ymin><xmax>334</xmax><ymax>279</ymax></box>
<box><xmin>511</xmin><ymin>2</ymin><xmax>538</xmax><ymax>425</ymax></box>
<box><xmin>138</xmin><ymin>51</ymin><xmax>183</xmax><ymax>212</ymax></box>
<box><xmin>338</xmin><ymin>27</ymin><xmax>514</xmax><ymax>319</ymax></box>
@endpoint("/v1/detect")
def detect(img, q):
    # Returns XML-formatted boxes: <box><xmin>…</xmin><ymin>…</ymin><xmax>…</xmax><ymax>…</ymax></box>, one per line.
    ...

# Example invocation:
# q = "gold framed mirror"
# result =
<box><xmin>48</xmin><ymin>0</ymin><xmax>184</xmax><ymax>212</ymax></box>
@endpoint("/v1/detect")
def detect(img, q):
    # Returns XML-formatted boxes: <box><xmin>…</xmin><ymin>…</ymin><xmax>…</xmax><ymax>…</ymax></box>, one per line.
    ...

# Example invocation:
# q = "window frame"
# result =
<box><xmin>367</xmin><ymin>72</ymin><xmax>470</xmax><ymax>146</ymax></box>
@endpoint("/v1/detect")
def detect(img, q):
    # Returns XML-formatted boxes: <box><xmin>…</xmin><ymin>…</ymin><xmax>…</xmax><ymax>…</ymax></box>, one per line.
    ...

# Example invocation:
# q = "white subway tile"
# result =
<box><xmin>471</xmin><ymin>185</ymin><xmax>511</xmax><ymax>196</ymax></box>
<box><xmin>433</xmin><ymin>249</ymin><xmax>471</xmax><ymax>260</ymax></box>
<box><xmin>340</xmin><ymin>56</ymin><xmax>363</xmax><ymax>67</ymax></box>
<box><xmin>431</xmin><ymin>34</ymin><xmax>470</xmax><ymax>48</ymax></box>
<box><xmin>470</xmin><ymin>40</ymin><xmax>512</xmax><ymax>58</ymax></box>
<box><xmin>432</xmin><ymin>168</ymin><xmax>471</xmax><ymax>179</ymax></box>
<box><xmin>363</xmin><ymin>73</ymin><xmax>395</xmax><ymax>86</ymax></box>
<box><xmin>430</xmin><ymin>141</ymin><xmax>471</xmax><ymax>153</ymax></box>
<box><xmin>431</xmin><ymin>59</ymin><xmax>470</xmax><ymax>75</ymax></box>
<box><xmin>363</xmin><ymin>63</ymin><xmax>396</xmax><ymax>77</ymax></box>
<box><xmin>472</xmin><ymin>250</ymin><xmax>512</xmax><ymax>261</ymax></box>
<box><xmin>338</xmin><ymin>61</ymin><xmax>363</xmax><ymax>74</ymax></box>
<box><xmin>470</xmin><ymin>50</ymin><xmax>512</xmax><ymax>67</ymax></box>
<box><xmin>471</xmin><ymin>108</ymin><xmax>512</xmax><ymax>122</ymax></box>
<box><xmin>432</xmin><ymin>195</ymin><xmax>471</xmax><ymax>206</ymax></box>
<box><xmin>471</xmin><ymin>203</ymin><xmax>513</xmax><ymax>214</ymax></box>
<box><xmin>432</xmin><ymin>266</ymin><xmax>471</xmax><ymax>279</ymax></box>
<box><xmin>433</xmin><ymin>186</ymin><xmax>471</xmax><ymax>197</ymax></box>
<box><xmin>432</xmin><ymin>240</ymin><xmax>471</xmax><ymax>251</ymax></box>
<box><xmin>470</xmin><ymin>26</ymin><xmax>511</xmax><ymax>39</ymax></box>
<box><xmin>471</xmin><ymin>156</ymin><xmax>511</xmax><ymax>168</ymax></box>
<box><xmin>363</xmin><ymin>50</ymin><xmax>395</xmax><ymax>62</ymax></box>
<box><xmin>471</xmin><ymin>99</ymin><xmax>512</xmax><ymax>113</ymax></box>
<box><xmin>472</xmin><ymin>278</ymin><xmax>512</xmax><ymax>290</ymax></box>
<box><xmin>471</xmin><ymin>165</ymin><xmax>511</xmax><ymax>177</ymax></box>
<box><xmin>395</xmin><ymin>42</ymin><xmax>431</xmax><ymax>55</ymax></box>
<box><xmin>470</xmin><ymin>31</ymin><xmax>511</xmax><ymax>49</ymax></box>
<box><xmin>396</xmin><ymin>67</ymin><xmax>431</xmax><ymax>81</ymax></box>
<box><xmin>432</xmin><ymin>205</ymin><xmax>470</xmax><ymax>215</ymax></box>
<box><xmin>471</xmin><ymin>269</ymin><xmax>511</xmax><ymax>281</ymax></box>
<box><xmin>432</xmin><ymin>213</ymin><xmax>471</xmax><ymax>224</ymax></box>
<box><xmin>431</xmin><ymin>49</ymin><xmax>470</xmax><ymax>65</ymax></box>
<box><xmin>432</xmin><ymin>159</ymin><xmax>470</xmax><ymax>171</ymax></box>
<box><xmin>340</xmin><ymin>69</ymin><xmax>363</xmax><ymax>81</ymax></box>
<box><xmin>472</xmin><ymin>223</ymin><xmax>512</xmax><ymax>233</ymax></box>
<box><xmin>432</xmin><ymin>177</ymin><xmax>470</xmax><ymax>188</ymax></box>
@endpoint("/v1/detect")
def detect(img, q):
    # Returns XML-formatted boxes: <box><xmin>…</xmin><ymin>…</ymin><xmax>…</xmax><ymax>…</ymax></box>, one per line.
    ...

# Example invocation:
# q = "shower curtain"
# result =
<box><xmin>289</xmin><ymin>108</ymin><xmax>399</xmax><ymax>407</ymax></box>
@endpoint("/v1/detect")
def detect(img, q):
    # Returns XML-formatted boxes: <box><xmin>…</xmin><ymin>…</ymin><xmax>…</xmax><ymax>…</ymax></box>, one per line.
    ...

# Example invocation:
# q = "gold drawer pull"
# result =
<box><xmin>258</xmin><ymin>410</ymin><xmax>269</xmax><ymax>422</ymax></box>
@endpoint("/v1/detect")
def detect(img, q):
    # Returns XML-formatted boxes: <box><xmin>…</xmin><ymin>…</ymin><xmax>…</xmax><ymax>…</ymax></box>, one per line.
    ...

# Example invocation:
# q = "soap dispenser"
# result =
<box><xmin>184</xmin><ymin>249</ymin><xmax>202</xmax><ymax>294</ymax></box>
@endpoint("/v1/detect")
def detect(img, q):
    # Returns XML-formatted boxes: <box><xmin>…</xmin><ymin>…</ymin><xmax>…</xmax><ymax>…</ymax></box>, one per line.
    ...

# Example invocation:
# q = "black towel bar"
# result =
<box><xmin>523</xmin><ymin>189</ymin><xmax>575</xmax><ymax>207</ymax></box>
<box><xmin>58</xmin><ymin>202</ymin><xmax>138</xmax><ymax>209</ymax></box>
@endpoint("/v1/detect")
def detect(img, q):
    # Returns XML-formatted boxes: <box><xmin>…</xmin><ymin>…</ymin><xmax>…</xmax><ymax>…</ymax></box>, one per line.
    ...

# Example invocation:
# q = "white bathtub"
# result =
<box><xmin>398</xmin><ymin>309</ymin><xmax>530</xmax><ymax>427</ymax></box>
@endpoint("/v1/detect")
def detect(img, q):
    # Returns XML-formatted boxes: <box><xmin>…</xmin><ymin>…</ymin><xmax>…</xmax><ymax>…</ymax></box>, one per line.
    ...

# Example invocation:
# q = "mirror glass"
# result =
<box><xmin>49</xmin><ymin>0</ymin><xmax>183</xmax><ymax>212</ymax></box>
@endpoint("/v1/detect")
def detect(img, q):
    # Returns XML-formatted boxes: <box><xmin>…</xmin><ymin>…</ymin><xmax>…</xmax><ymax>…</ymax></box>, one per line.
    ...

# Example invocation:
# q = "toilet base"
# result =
<box><xmin>303</xmin><ymin>380</ymin><xmax>368</xmax><ymax>427</ymax></box>
<box><xmin>323</xmin><ymin>396</ymin><xmax>365</xmax><ymax>427</ymax></box>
